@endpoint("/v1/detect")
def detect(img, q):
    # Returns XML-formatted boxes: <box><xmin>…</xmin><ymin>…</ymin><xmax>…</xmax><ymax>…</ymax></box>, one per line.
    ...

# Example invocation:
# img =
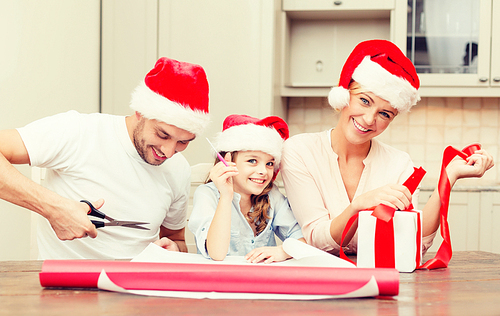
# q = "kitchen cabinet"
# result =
<box><xmin>419</xmin><ymin>188</ymin><xmax>500</xmax><ymax>254</ymax></box>
<box><xmin>406</xmin><ymin>0</ymin><xmax>500</xmax><ymax>96</ymax></box>
<box><xmin>279</xmin><ymin>0</ymin><xmax>500</xmax><ymax>97</ymax></box>
<box><xmin>279</xmin><ymin>0</ymin><xmax>407</xmax><ymax>97</ymax></box>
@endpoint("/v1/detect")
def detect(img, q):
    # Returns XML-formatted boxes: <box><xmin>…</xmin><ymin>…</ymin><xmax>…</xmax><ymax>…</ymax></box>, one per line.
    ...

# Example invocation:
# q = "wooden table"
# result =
<box><xmin>1</xmin><ymin>251</ymin><xmax>500</xmax><ymax>315</ymax></box>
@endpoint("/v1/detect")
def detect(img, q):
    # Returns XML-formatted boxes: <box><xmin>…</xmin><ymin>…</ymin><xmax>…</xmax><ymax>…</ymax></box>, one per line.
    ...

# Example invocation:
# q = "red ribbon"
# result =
<box><xmin>419</xmin><ymin>143</ymin><xmax>480</xmax><ymax>269</ymax></box>
<box><xmin>340</xmin><ymin>166</ymin><xmax>426</xmax><ymax>266</ymax></box>
<box><xmin>374</xmin><ymin>218</ymin><xmax>395</xmax><ymax>268</ymax></box>
<box><xmin>339</xmin><ymin>143</ymin><xmax>480</xmax><ymax>270</ymax></box>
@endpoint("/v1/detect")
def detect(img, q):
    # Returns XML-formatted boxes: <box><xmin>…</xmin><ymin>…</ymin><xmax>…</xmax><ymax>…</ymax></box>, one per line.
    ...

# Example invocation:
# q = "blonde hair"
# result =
<box><xmin>348</xmin><ymin>80</ymin><xmax>366</xmax><ymax>95</ymax></box>
<box><xmin>207</xmin><ymin>151</ymin><xmax>272</xmax><ymax>235</ymax></box>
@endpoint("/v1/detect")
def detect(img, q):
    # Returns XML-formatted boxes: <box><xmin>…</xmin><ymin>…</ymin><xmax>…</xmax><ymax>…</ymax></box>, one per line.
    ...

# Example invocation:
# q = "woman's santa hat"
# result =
<box><xmin>130</xmin><ymin>57</ymin><xmax>210</xmax><ymax>135</ymax></box>
<box><xmin>212</xmin><ymin>114</ymin><xmax>289</xmax><ymax>170</ymax></box>
<box><xmin>328</xmin><ymin>39</ymin><xmax>420</xmax><ymax>113</ymax></box>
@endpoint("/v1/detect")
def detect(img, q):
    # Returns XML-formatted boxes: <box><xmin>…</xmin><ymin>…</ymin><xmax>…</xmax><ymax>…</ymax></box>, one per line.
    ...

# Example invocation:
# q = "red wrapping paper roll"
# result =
<box><xmin>39</xmin><ymin>260</ymin><xmax>399</xmax><ymax>296</ymax></box>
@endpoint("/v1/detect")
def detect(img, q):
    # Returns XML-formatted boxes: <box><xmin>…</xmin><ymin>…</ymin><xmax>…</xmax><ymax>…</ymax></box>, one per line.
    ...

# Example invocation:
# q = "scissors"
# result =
<box><xmin>81</xmin><ymin>200</ymin><xmax>150</xmax><ymax>230</ymax></box>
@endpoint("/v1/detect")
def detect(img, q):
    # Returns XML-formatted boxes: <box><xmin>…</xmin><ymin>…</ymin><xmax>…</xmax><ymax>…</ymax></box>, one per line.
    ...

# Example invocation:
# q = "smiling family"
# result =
<box><xmin>0</xmin><ymin>39</ymin><xmax>494</xmax><ymax>261</ymax></box>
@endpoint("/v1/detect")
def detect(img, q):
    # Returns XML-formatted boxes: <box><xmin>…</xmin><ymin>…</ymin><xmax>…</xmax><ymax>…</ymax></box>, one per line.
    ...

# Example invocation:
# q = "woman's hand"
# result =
<box><xmin>245</xmin><ymin>245</ymin><xmax>291</xmax><ymax>264</ymax></box>
<box><xmin>351</xmin><ymin>184</ymin><xmax>412</xmax><ymax>213</ymax></box>
<box><xmin>446</xmin><ymin>148</ymin><xmax>494</xmax><ymax>185</ymax></box>
<box><xmin>209</xmin><ymin>153</ymin><xmax>238</xmax><ymax>197</ymax></box>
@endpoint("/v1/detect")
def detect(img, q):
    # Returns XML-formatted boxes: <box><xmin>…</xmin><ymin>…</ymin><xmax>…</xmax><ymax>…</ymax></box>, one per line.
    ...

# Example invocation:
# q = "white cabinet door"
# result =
<box><xmin>278</xmin><ymin>0</ymin><xmax>404</xmax><ymax>97</ymax></box>
<box><xmin>101</xmin><ymin>0</ymin><xmax>158</xmax><ymax>116</ymax></box>
<box><xmin>490</xmin><ymin>0</ymin><xmax>500</xmax><ymax>87</ymax></box>
<box><xmin>282</xmin><ymin>0</ymin><xmax>395</xmax><ymax>11</ymax></box>
<box><xmin>158</xmin><ymin>0</ymin><xmax>278</xmax><ymax>165</ymax></box>
<box><xmin>407</xmin><ymin>0</ymin><xmax>500</xmax><ymax>94</ymax></box>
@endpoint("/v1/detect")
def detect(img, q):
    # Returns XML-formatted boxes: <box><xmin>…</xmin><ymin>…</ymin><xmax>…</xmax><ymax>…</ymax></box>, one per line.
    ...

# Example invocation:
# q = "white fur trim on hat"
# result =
<box><xmin>130</xmin><ymin>81</ymin><xmax>210</xmax><ymax>135</ymax></box>
<box><xmin>212</xmin><ymin>124</ymin><xmax>284</xmax><ymax>169</ymax></box>
<box><xmin>328</xmin><ymin>86</ymin><xmax>351</xmax><ymax>111</ymax></box>
<box><xmin>352</xmin><ymin>56</ymin><xmax>420</xmax><ymax>113</ymax></box>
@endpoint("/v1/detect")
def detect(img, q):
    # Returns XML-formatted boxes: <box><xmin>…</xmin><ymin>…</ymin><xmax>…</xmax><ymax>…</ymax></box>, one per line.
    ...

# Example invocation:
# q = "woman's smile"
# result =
<box><xmin>352</xmin><ymin>118</ymin><xmax>370</xmax><ymax>133</ymax></box>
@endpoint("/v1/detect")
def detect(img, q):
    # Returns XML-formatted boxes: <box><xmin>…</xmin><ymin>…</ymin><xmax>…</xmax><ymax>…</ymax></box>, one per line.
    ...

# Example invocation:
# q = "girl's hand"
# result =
<box><xmin>351</xmin><ymin>184</ymin><xmax>412</xmax><ymax>213</ymax></box>
<box><xmin>245</xmin><ymin>245</ymin><xmax>291</xmax><ymax>264</ymax></box>
<box><xmin>209</xmin><ymin>153</ymin><xmax>239</xmax><ymax>197</ymax></box>
<box><xmin>446</xmin><ymin>148</ymin><xmax>494</xmax><ymax>185</ymax></box>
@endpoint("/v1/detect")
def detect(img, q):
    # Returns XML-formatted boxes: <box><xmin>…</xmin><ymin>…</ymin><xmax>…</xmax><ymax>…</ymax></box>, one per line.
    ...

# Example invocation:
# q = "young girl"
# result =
<box><xmin>281</xmin><ymin>39</ymin><xmax>494</xmax><ymax>256</ymax></box>
<box><xmin>188</xmin><ymin>114</ymin><xmax>305</xmax><ymax>263</ymax></box>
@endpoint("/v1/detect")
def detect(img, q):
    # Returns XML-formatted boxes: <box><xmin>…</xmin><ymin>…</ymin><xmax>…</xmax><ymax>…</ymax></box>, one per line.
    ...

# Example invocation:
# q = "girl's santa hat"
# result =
<box><xmin>212</xmin><ymin>114</ymin><xmax>289</xmax><ymax>170</ymax></box>
<box><xmin>130</xmin><ymin>57</ymin><xmax>210</xmax><ymax>135</ymax></box>
<box><xmin>328</xmin><ymin>39</ymin><xmax>420</xmax><ymax>113</ymax></box>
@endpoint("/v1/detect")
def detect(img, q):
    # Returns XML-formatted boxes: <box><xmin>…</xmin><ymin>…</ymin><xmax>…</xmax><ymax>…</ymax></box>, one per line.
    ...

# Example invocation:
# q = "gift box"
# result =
<box><xmin>357</xmin><ymin>209</ymin><xmax>423</xmax><ymax>273</ymax></box>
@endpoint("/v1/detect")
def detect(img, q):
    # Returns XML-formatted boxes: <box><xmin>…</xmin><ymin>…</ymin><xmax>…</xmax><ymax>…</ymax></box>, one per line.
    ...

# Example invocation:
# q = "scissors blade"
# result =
<box><xmin>104</xmin><ymin>221</ymin><xmax>150</xmax><ymax>230</ymax></box>
<box><xmin>120</xmin><ymin>223</ymin><xmax>150</xmax><ymax>230</ymax></box>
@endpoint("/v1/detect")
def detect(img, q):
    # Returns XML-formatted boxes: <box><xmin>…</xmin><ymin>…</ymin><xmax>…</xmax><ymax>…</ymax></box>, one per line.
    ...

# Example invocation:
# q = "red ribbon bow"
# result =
<box><xmin>340</xmin><ymin>143</ymin><xmax>481</xmax><ymax>270</ymax></box>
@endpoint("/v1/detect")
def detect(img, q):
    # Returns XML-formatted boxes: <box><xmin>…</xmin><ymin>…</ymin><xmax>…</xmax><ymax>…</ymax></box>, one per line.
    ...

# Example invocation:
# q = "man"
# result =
<box><xmin>0</xmin><ymin>57</ymin><xmax>210</xmax><ymax>259</ymax></box>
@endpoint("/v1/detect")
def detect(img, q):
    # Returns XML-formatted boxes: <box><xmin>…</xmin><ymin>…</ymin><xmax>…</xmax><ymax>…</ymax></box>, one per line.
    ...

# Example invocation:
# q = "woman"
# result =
<box><xmin>280</xmin><ymin>39</ymin><xmax>494</xmax><ymax>256</ymax></box>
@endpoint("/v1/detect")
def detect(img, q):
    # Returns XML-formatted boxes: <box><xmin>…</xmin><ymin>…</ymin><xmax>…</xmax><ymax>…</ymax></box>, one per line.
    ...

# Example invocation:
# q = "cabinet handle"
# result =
<box><xmin>316</xmin><ymin>60</ymin><xmax>324</xmax><ymax>72</ymax></box>
<box><xmin>333</xmin><ymin>1</ymin><xmax>342</xmax><ymax>5</ymax></box>
<box><xmin>479</xmin><ymin>77</ymin><xmax>488</xmax><ymax>82</ymax></box>
<box><xmin>493</xmin><ymin>77</ymin><xmax>500</xmax><ymax>82</ymax></box>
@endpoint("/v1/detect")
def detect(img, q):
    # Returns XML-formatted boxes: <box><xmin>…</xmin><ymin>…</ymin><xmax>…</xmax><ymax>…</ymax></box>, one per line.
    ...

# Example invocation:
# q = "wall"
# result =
<box><xmin>0</xmin><ymin>0</ymin><xmax>101</xmax><ymax>260</ymax></box>
<box><xmin>287</xmin><ymin>96</ymin><xmax>500</xmax><ymax>187</ymax></box>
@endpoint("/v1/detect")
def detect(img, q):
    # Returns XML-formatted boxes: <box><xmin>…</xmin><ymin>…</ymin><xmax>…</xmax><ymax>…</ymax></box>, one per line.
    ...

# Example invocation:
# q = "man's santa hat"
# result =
<box><xmin>212</xmin><ymin>114</ymin><xmax>289</xmax><ymax>171</ymax></box>
<box><xmin>328</xmin><ymin>39</ymin><xmax>420</xmax><ymax>113</ymax></box>
<box><xmin>130</xmin><ymin>57</ymin><xmax>210</xmax><ymax>135</ymax></box>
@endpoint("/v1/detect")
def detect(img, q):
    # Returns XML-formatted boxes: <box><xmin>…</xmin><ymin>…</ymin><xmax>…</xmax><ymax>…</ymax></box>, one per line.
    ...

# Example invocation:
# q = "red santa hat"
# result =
<box><xmin>328</xmin><ymin>39</ymin><xmax>420</xmax><ymax>113</ymax></box>
<box><xmin>130</xmin><ymin>57</ymin><xmax>210</xmax><ymax>135</ymax></box>
<box><xmin>212</xmin><ymin>114</ymin><xmax>289</xmax><ymax>170</ymax></box>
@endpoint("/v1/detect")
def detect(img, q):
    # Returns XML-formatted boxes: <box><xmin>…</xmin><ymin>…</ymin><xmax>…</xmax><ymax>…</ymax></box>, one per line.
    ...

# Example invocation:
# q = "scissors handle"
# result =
<box><xmin>90</xmin><ymin>220</ymin><xmax>105</xmax><ymax>228</ymax></box>
<box><xmin>81</xmin><ymin>200</ymin><xmax>106</xmax><ymax>219</ymax></box>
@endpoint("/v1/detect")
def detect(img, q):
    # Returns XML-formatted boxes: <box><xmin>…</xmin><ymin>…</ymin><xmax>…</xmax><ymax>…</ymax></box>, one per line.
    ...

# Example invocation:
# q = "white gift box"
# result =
<box><xmin>357</xmin><ymin>210</ymin><xmax>423</xmax><ymax>273</ymax></box>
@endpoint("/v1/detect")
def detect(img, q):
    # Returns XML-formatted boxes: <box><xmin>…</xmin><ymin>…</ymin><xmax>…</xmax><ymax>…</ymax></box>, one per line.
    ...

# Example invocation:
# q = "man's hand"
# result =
<box><xmin>0</xmin><ymin>129</ymin><xmax>99</xmax><ymax>241</ymax></box>
<box><xmin>46</xmin><ymin>199</ymin><xmax>100</xmax><ymax>240</ymax></box>
<box><xmin>159</xmin><ymin>226</ymin><xmax>187</xmax><ymax>252</ymax></box>
<box><xmin>154</xmin><ymin>237</ymin><xmax>180</xmax><ymax>252</ymax></box>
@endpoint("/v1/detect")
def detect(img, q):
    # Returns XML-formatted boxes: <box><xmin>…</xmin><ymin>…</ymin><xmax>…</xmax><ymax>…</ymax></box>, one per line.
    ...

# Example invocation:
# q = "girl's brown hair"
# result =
<box><xmin>207</xmin><ymin>151</ymin><xmax>272</xmax><ymax>235</ymax></box>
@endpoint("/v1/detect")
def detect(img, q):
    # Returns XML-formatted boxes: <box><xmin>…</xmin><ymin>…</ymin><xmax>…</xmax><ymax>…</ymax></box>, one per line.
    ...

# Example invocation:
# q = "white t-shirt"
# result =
<box><xmin>17</xmin><ymin>111</ymin><xmax>190</xmax><ymax>259</ymax></box>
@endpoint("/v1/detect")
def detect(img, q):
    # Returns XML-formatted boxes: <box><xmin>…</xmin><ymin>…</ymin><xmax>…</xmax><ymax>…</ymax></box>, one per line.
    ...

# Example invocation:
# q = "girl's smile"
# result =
<box><xmin>249</xmin><ymin>178</ymin><xmax>266</xmax><ymax>184</ymax></box>
<box><xmin>232</xmin><ymin>151</ymin><xmax>274</xmax><ymax>198</ymax></box>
